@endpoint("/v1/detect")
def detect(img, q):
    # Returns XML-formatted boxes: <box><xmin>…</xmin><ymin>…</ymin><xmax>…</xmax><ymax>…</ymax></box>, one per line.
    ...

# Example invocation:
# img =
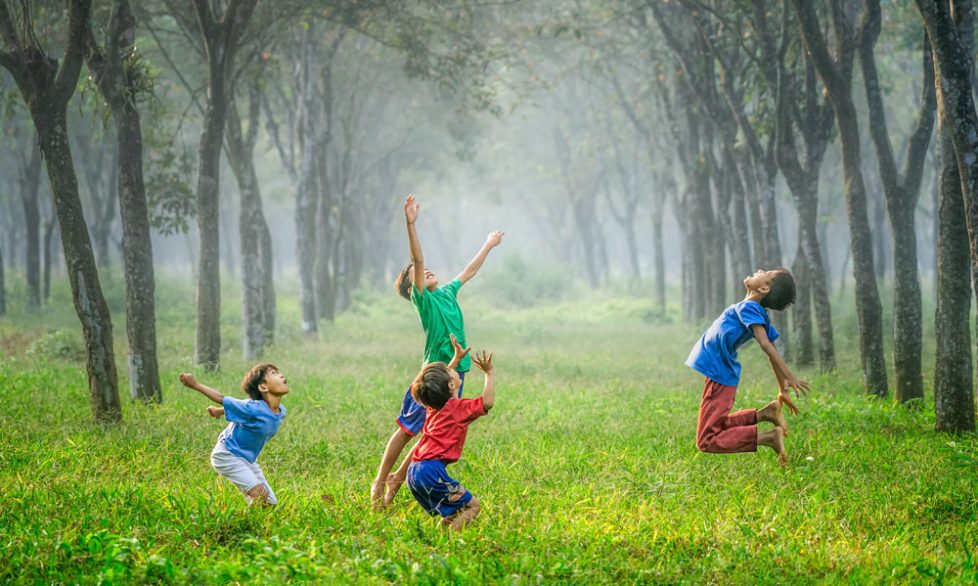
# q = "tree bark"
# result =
<box><xmin>793</xmin><ymin>0</ymin><xmax>888</xmax><ymax>396</ymax></box>
<box><xmin>19</xmin><ymin>139</ymin><xmax>42</xmax><ymax>310</ymax></box>
<box><xmin>0</xmin><ymin>0</ymin><xmax>122</xmax><ymax>422</ymax></box>
<box><xmin>791</xmin><ymin>240</ymin><xmax>815</xmax><ymax>366</ymax></box>
<box><xmin>85</xmin><ymin>0</ymin><xmax>162</xmax><ymax>402</ymax></box>
<box><xmin>0</xmin><ymin>243</ymin><xmax>5</xmax><ymax>316</ymax></box>
<box><xmin>916</xmin><ymin>0</ymin><xmax>977</xmax><ymax>432</ymax></box>
<box><xmin>227</xmin><ymin>84</ymin><xmax>273</xmax><ymax>360</ymax></box>
<box><xmin>858</xmin><ymin>1</ymin><xmax>934</xmax><ymax>403</ymax></box>
<box><xmin>42</xmin><ymin>109</ymin><xmax>122</xmax><ymax>420</ymax></box>
<box><xmin>189</xmin><ymin>0</ymin><xmax>259</xmax><ymax>369</ymax></box>
<box><xmin>296</xmin><ymin>24</ymin><xmax>320</xmax><ymax>333</ymax></box>
<box><xmin>42</xmin><ymin>212</ymin><xmax>56</xmax><ymax>303</ymax></box>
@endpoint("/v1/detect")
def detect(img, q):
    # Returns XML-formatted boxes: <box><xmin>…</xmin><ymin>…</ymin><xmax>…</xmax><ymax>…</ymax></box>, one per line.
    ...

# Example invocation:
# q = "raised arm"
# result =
<box><xmin>178</xmin><ymin>372</ymin><xmax>225</xmax><ymax>405</ymax></box>
<box><xmin>751</xmin><ymin>325</ymin><xmax>811</xmax><ymax>414</ymax></box>
<box><xmin>447</xmin><ymin>333</ymin><xmax>471</xmax><ymax>371</ymax></box>
<box><xmin>404</xmin><ymin>195</ymin><xmax>426</xmax><ymax>297</ymax></box>
<box><xmin>471</xmin><ymin>350</ymin><xmax>495</xmax><ymax>410</ymax></box>
<box><xmin>455</xmin><ymin>230</ymin><xmax>504</xmax><ymax>285</ymax></box>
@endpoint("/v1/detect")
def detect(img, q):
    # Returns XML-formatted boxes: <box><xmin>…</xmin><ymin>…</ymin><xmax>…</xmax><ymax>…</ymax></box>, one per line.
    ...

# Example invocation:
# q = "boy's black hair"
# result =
<box><xmin>395</xmin><ymin>263</ymin><xmax>413</xmax><ymax>300</ymax></box>
<box><xmin>241</xmin><ymin>363</ymin><xmax>278</xmax><ymax>401</ymax></box>
<box><xmin>760</xmin><ymin>268</ymin><xmax>796</xmax><ymax>311</ymax></box>
<box><xmin>411</xmin><ymin>362</ymin><xmax>453</xmax><ymax>410</ymax></box>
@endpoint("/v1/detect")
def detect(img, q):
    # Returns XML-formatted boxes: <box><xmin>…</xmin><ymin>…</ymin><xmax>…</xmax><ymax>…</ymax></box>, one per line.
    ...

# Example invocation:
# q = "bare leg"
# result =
<box><xmin>371</xmin><ymin>428</ymin><xmax>412</xmax><ymax>510</ymax></box>
<box><xmin>441</xmin><ymin>498</ymin><xmax>481</xmax><ymax>531</ymax></box>
<box><xmin>757</xmin><ymin>427</ymin><xmax>787</xmax><ymax>467</ymax></box>
<box><xmin>757</xmin><ymin>399</ymin><xmax>787</xmax><ymax>435</ymax></box>
<box><xmin>384</xmin><ymin>443</ymin><xmax>420</xmax><ymax>506</ymax></box>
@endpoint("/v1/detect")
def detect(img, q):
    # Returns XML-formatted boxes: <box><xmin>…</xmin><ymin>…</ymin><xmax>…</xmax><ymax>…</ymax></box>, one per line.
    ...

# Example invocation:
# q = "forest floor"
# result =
<box><xmin>1</xmin><ymin>275</ymin><xmax>976</xmax><ymax>584</ymax></box>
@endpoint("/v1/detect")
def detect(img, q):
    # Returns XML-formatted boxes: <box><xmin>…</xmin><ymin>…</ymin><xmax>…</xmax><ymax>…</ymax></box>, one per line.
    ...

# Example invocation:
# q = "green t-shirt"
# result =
<box><xmin>411</xmin><ymin>278</ymin><xmax>470</xmax><ymax>371</ymax></box>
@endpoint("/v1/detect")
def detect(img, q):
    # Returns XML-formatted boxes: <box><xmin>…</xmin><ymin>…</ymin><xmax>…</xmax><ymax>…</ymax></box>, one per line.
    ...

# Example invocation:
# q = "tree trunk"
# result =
<box><xmin>296</xmin><ymin>26</ymin><xmax>320</xmax><ymax>333</ymax></box>
<box><xmin>917</xmin><ymin>0</ymin><xmax>977</xmax><ymax>432</ymax></box>
<box><xmin>227</xmin><ymin>88</ymin><xmax>274</xmax><ymax>361</ymax></box>
<box><xmin>38</xmin><ymin>108</ymin><xmax>122</xmax><ymax>421</ymax></box>
<box><xmin>934</xmin><ymin>127</ymin><xmax>974</xmax><ymax>431</ymax></box>
<box><xmin>42</xmin><ymin>213</ymin><xmax>56</xmax><ymax>303</ymax></box>
<box><xmin>194</xmin><ymin>91</ymin><xmax>225</xmax><ymax>369</ymax></box>
<box><xmin>0</xmin><ymin>243</ymin><xmax>5</xmax><ymax>316</ymax></box>
<box><xmin>20</xmin><ymin>141</ymin><xmax>42</xmax><ymax>310</ymax></box>
<box><xmin>189</xmin><ymin>0</ymin><xmax>259</xmax><ymax>369</ymax></box>
<box><xmin>791</xmin><ymin>239</ymin><xmax>815</xmax><ymax>367</ymax></box>
<box><xmin>651</xmin><ymin>199</ymin><xmax>667</xmax><ymax>314</ymax></box>
<box><xmin>113</xmin><ymin>103</ymin><xmax>162</xmax><ymax>401</ymax></box>
<box><xmin>794</xmin><ymin>0</ymin><xmax>888</xmax><ymax>396</ymax></box>
<box><xmin>858</xmin><ymin>2</ymin><xmax>933</xmax><ymax>403</ymax></box>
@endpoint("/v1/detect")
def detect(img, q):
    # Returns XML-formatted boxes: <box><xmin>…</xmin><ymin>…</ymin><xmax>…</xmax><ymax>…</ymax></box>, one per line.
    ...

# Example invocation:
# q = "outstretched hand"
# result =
<box><xmin>486</xmin><ymin>230</ymin><xmax>504</xmax><ymax>248</ymax></box>
<box><xmin>472</xmin><ymin>349</ymin><xmax>493</xmax><ymax>373</ymax></box>
<box><xmin>449</xmin><ymin>333</ymin><xmax>471</xmax><ymax>366</ymax></box>
<box><xmin>778</xmin><ymin>390</ymin><xmax>800</xmax><ymax>415</ymax></box>
<box><xmin>404</xmin><ymin>194</ymin><xmax>420</xmax><ymax>224</ymax></box>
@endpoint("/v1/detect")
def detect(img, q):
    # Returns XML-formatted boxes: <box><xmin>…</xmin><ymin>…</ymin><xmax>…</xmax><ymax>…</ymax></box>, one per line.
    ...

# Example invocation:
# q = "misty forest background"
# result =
<box><xmin>2</xmin><ymin>0</ymin><xmax>978</xmax><ymax>583</ymax></box>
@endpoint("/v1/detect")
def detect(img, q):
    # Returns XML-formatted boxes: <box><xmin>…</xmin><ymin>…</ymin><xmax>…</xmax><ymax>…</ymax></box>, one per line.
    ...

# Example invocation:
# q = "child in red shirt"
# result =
<box><xmin>406</xmin><ymin>338</ymin><xmax>495</xmax><ymax>530</ymax></box>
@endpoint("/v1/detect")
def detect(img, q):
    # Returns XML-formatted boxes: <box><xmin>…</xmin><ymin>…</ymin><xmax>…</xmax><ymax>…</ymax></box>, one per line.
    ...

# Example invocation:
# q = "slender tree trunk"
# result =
<box><xmin>109</xmin><ymin>102</ymin><xmax>161</xmax><ymax>401</ymax></box>
<box><xmin>651</xmin><ymin>199</ymin><xmax>667</xmax><ymax>314</ymax></box>
<box><xmin>794</xmin><ymin>0</ymin><xmax>888</xmax><ymax>396</ymax></box>
<box><xmin>194</xmin><ymin>91</ymin><xmax>225</xmax><ymax>369</ymax></box>
<box><xmin>42</xmin><ymin>214</ymin><xmax>56</xmax><ymax>303</ymax></box>
<box><xmin>792</xmin><ymin>239</ymin><xmax>815</xmax><ymax>367</ymax></box>
<box><xmin>20</xmin><ymin>142</ymin><xmax>42</xmax><ymax>310</ymax></box>
<box><xmin>38</xmin><ymin>109</ymin><xmax>122</xmax><ymax>421</ymax></box>
<box><xmin>0</xmin><ymin>243</ymin><xmax>5</xmax><ymax>315</ymax></box>
<box><xmin>917</xmin><ymin>0</ymin><xmax>977</xmax><ymax>431</ymax></box>
<box><xmin>296</xmin><ymin>26</ymin><xmax>320</xmax><ymax>333</ymax></box>
<box><xmin>934</xmin><ymin>127</ymin><xmax>974</xmax><ymax>431</ymax></box>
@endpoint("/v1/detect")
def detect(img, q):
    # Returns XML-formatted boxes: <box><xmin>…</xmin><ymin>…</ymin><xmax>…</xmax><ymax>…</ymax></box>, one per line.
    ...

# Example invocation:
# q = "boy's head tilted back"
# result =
<box><xmin>411</xmin><ymin>362</ymin><xmax>455</xmax><ymax>410</ymax></box>
<box><xmin>241</xmin><ymin>363</ymin><xmax>280</xmax><ymax>401</ymax></box>
<box><xmin>395</xmin><ymin>264</ymin><xmax>413</xmax><ymax>300</ymax></box>
<box><xmin>759</xmin><ymin>268</ymin><xmax>796</xmax><ymax>311</ymax></box>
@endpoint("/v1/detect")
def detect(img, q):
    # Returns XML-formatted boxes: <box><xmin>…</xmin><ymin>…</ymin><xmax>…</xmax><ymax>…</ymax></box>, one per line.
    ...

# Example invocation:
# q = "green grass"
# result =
<box><xmin>0</xmin><ymin>275</ymin><xmax>976</xmax><ymax>584</ymax></box>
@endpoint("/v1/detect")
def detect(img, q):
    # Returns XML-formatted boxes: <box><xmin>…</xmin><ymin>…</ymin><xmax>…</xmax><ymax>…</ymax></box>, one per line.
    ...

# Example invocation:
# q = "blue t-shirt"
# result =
<box><xmin>685</xmin><ymin>300</ymin><xmax>780</xmax><ymax>386</ymax></box>
<box><xmin>217</xmin><ymin>397</ymin><xmax>286</xmax><ymax>463</ymax></box>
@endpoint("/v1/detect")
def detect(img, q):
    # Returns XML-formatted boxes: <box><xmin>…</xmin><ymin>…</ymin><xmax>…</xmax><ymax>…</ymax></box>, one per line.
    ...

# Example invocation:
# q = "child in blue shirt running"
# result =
<box><xmin>179</xmin><ymin>364</ymin><xmax>288</xmax><ymax>506</ymax></box>
<box><xmin>686</xmin><ymin>269</ymin><xmax>811</xmax><ymax>466</ymax></box>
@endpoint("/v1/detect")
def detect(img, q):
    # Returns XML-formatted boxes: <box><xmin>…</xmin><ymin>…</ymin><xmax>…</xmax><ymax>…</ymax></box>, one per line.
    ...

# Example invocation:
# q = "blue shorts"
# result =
<box><xmin>396</xmin><ymin>370</ymin><xmax>466</xmax><ymax>436</ymax></box>
<box><xmin>406</xmin><ymin>459</ymin><xmax>473</xmax><ymax>517</ymax></box>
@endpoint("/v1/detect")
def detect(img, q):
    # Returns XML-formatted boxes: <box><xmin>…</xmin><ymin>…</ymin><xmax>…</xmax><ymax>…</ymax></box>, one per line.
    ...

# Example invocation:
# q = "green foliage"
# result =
<box><xmin>145</xmin><ymin>145</ymin><xmax>196</xmax><ymax>235</ymax></box>
<box><xmin>25</xmin><ymin>329</ymin><xmax>85</xmax><ymax>362</ymax></box>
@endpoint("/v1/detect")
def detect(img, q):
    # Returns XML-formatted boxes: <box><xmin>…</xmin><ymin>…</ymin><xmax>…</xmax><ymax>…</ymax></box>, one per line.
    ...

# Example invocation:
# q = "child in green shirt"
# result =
<box><xmin>370</xmin><ymin>194</ymin><xmax>503</xmax><ymax>509</ymax></box>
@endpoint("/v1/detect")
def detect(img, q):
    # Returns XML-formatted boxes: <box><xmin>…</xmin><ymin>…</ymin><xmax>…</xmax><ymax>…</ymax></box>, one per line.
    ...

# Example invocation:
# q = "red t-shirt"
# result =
<box><xmin>413</xmin><ymin>396</ymin><xmax>487</xmax><ymax>463</ymax></box>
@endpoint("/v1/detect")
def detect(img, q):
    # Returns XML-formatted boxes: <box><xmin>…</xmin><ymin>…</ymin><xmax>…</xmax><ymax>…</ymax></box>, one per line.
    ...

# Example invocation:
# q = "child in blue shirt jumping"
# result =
<box><xmin>179</xmin><ymin>364</ymin><xmax>288</xmax><ymax>506</ymax></box>
<box><xmin>686</xmin><ymin>269</ymin><xmax>811</xmax><ymax>466</ymax></box>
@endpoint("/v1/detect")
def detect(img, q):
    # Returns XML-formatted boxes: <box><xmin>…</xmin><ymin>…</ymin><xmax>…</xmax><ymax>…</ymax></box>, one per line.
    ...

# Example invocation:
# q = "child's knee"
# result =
<box><xmin>465</xmin><ymin>497</ymin><xmax>481</xmax><ymax>516</ymax></box>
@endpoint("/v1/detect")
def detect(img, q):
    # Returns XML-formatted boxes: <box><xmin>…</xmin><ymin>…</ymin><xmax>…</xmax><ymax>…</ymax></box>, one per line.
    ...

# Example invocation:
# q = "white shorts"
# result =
<box><xmin>210</xmin><ymin>443</ymin><xmax>278</xmax><ymax>505</ymax></box>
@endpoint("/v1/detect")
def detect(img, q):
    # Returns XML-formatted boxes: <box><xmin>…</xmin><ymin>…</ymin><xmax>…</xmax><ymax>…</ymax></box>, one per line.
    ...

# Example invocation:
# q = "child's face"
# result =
<box><xmin>448</xmin><ymin>369</ymin><xmax>462</xmax><ymax>399</ymax></box>
<box><xmin>412</xmin><ymin>267</ymin><xmax>439</xmax><ymax>290</ymax></box>
<box><xmin>743</xmin><ymin>269</ymin><xmax>777</xmax><ymax>295</ymax></box>
<box><xmin>261</xmin><ymin>369</ymin><xmax>289</xmax><ymax>397</ymax></box>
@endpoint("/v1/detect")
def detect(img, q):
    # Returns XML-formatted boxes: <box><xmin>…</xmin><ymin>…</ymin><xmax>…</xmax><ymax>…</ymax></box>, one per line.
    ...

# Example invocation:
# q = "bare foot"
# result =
<box><xmin>759</xmin><ymin>399</ymin><xmax>788</xmax><ymax>436</ymax></box>
<box><xmin>370</xmin><ymin>479</ymin><xmax>386</xmax><ymax>511</ymax></box>
<box><xmin>383</xmin><ymin>473</ymin><xmax>404</xmax><ymax>507</ymax></box>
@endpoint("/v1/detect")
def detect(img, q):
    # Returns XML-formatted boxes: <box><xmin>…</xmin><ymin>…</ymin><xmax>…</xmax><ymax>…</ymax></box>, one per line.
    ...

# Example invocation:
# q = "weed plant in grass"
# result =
<box><xmin>0</xmin><ymin>276</ymin><xmax>976</xmax><ymax>584</ymax></box>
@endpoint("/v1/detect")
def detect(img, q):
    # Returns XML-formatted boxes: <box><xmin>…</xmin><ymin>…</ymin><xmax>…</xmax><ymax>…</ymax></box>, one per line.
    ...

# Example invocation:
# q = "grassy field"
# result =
<box><xmin>1</xmin><ymin>275</ymin><xmax>977</xmax><ymax>584</ymax></box>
